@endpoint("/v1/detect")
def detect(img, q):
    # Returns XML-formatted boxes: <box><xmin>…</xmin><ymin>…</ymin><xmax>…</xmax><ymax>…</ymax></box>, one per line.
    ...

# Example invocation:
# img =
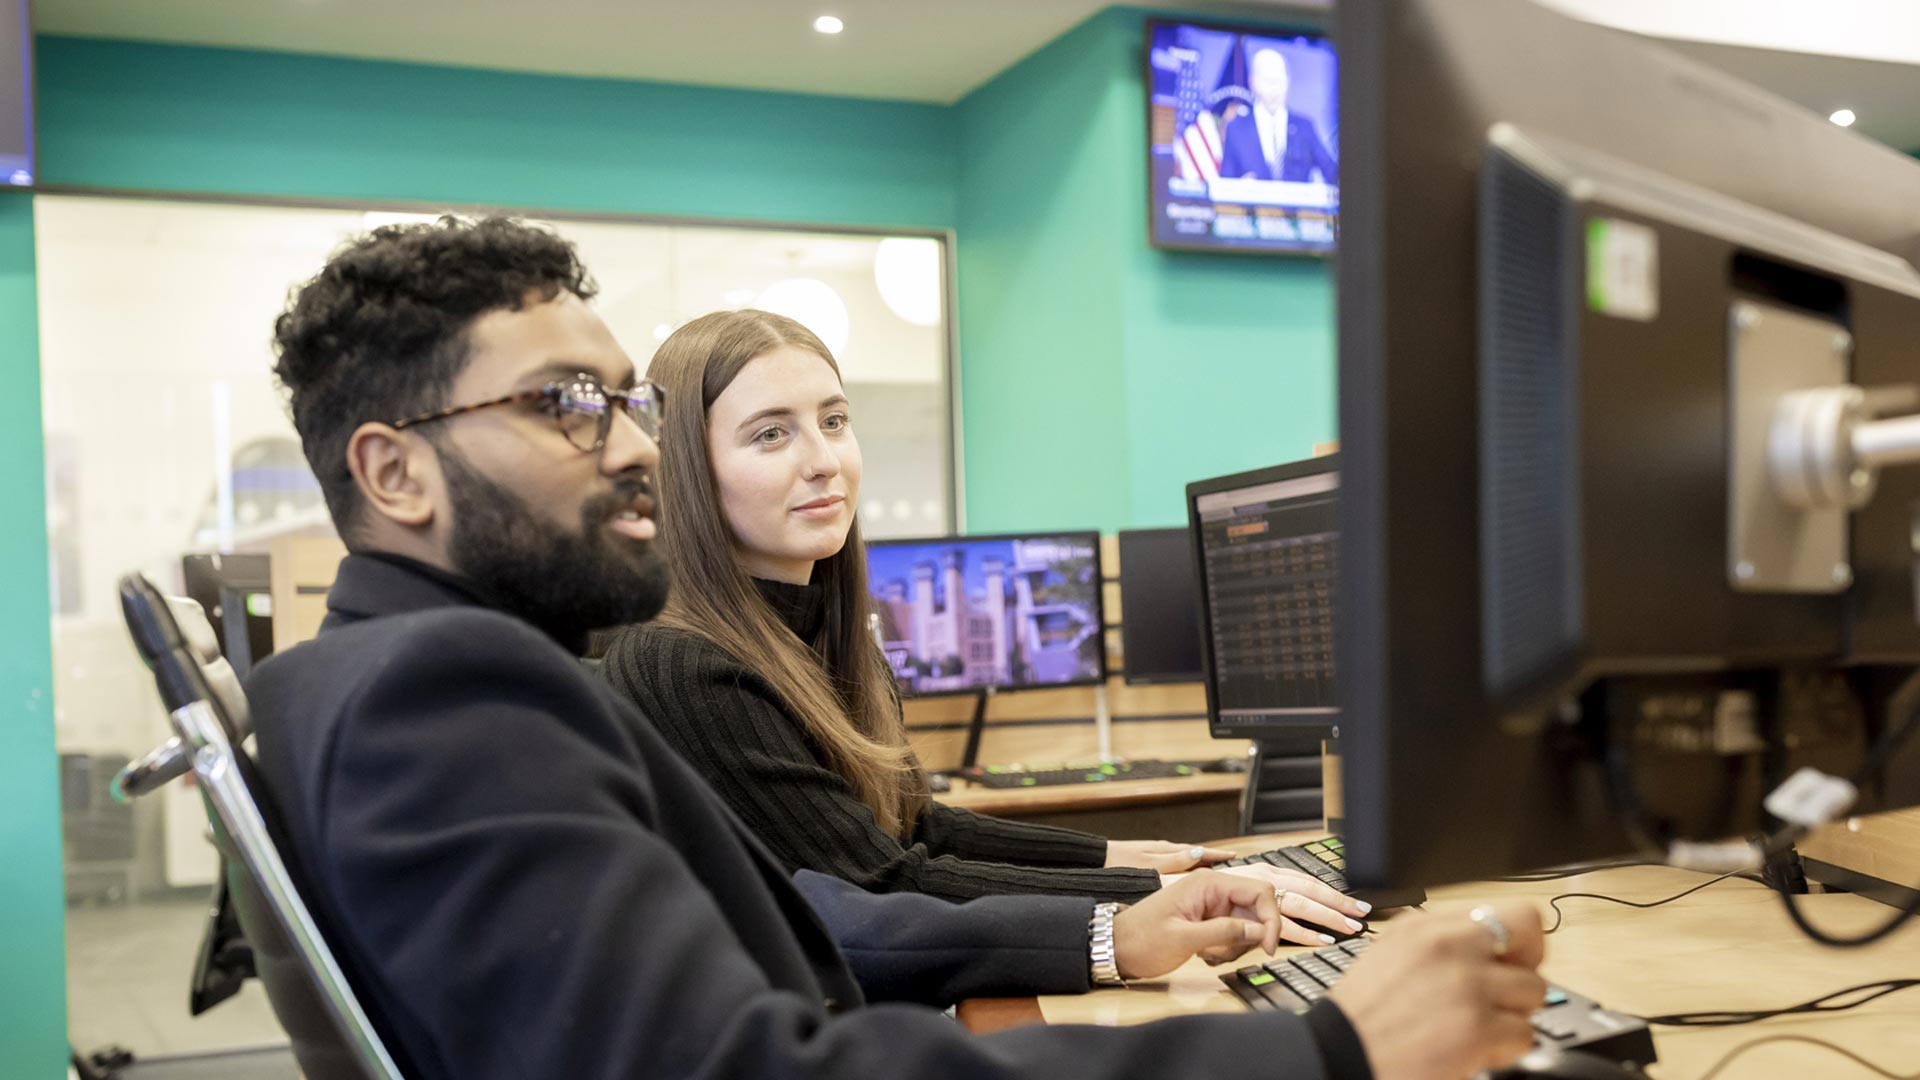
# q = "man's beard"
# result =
<box><xmin>438</xmin><ymin>447</ymin><xmax>670</xmax><ymax>652</ymax></box>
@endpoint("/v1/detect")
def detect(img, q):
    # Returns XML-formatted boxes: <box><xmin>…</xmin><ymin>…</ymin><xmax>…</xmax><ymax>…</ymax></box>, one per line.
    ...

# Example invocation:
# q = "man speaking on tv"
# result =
<box><xmin>1218</xmin><ymin>48</ymin><xmax>1338</xmax><ymax>185</ymax></box>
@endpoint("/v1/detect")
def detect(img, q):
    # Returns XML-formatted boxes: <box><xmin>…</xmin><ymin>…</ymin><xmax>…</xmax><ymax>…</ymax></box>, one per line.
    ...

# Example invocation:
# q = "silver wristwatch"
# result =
<box><xmin>1088</xmin><ymin>901</ymin><xmax>1126</xmax><ymax>986</ymax></box>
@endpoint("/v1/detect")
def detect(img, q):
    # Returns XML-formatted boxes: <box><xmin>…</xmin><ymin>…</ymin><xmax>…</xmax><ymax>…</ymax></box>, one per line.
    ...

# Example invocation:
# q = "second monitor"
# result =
<box><xmin>867</xmin><ymin>531</ymin><xmax>1107</xmax><ymax>697</ymax></box>
<box><xmin>1116</xmin><ymin>527</ymin><xmax>1205</xmax><ymax>685</ymax></box>
<box><xmin>1187</xmin><ymin>455</ymin><xmax>1341</xmax><ymax>740</ymax></box>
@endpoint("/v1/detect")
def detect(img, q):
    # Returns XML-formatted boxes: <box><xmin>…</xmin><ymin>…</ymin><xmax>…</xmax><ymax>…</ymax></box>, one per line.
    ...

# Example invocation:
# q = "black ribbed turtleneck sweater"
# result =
<box><xmin>597</xmin><ymin>579</ymin><xmax>1160</xmax><ymax>904</ymax></box>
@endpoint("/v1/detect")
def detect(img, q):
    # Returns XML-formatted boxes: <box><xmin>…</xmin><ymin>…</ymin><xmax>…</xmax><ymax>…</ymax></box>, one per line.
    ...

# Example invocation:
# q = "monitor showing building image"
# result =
<box><xmin>866</xmin><ymin>532</ymin><xmax>1107</xmax><ymax>695</ymax></box>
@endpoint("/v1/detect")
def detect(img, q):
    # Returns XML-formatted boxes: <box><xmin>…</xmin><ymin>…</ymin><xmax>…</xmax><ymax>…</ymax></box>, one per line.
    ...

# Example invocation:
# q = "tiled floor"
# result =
<box><xmin>66</xmin><ymin>890</ymin><xmax>287</xmax><ymax>1060</ymax></box>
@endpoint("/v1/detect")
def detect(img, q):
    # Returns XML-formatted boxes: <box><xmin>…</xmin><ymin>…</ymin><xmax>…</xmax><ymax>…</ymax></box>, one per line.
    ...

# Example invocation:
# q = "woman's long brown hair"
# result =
<box><xmin>646</xmin><ymin>309</ymin><xmax>926</xmax><ymax>838</ymax></box>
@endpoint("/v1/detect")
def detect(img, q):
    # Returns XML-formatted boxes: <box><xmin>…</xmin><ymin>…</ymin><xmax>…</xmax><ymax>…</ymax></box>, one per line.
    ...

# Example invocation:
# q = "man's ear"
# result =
<box><xmin>346</xmin><ymin>423</ymin><xmax>439</xmax><ymax>529</ymax></box>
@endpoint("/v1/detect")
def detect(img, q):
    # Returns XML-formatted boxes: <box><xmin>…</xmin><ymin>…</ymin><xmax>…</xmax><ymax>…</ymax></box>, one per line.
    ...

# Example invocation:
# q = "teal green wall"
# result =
<box><xmin>956</xmin><ymin>8</ymin><xmax>1335</xmax><ymax>532</ymax></box>
<box><xmin>0</xmin><ymin>191</ymin><xmax>65</xmax><ymax>1080</ymax></box>
<box><xmin>38</xmin><ymin>36</ymin><xmax>958</xmax><ymax>229</ymax></box>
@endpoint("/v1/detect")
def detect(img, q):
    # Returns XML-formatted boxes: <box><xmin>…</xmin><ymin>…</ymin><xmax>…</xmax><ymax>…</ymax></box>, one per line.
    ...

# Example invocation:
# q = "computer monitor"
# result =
<box><xmin>1186</xmin><ymin>457</ymin><xmax>1340</xmax><ymax>740</ymax></box>
<box><xmin>180</xmin><ymin>554</ymin><xmax>274</xmax><ymax>680</ymax></box>
<box><xmin>1116</xmin><ymin>528</ymin><xmax>1205</xmax><ymax>685</ymax></box>
<box><xmin>1337</xmin><ymin>0</ymin><xmax>1920</xmax><ymax>890</ymax></box>
<box><xmin>866</xmin><ymin>532</ymin><xmax>1107</xmax><ymax>697</ymax></box>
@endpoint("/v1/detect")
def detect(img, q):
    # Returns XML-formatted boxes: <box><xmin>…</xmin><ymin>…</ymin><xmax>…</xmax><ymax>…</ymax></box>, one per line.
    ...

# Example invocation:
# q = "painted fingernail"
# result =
<box><xmin>1319</xmin><ymin>933</ymin><xmax>1337</xmax><ymax>944</ymax></box>
<box><xmin>1189</xmin><ymin>846</ymin><xmax>1205</xmax><ymax>860</ymax></box>
<box><xmin>1347</xmin><ymin>918</ymin><xmax>1365</xmax><ymax>931</ymax></box>
<box><xmin>1355</xmin><ymin>901</ymin><xmax>1373</xmax><ymax>914</ymax></box>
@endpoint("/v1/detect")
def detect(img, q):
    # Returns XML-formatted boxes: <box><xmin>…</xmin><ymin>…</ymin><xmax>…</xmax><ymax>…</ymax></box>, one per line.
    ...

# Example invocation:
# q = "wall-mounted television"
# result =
<box><xmin>0</xmin><ymin>0</ymin><xmax>30</xmax><ymax>187</ymax></box>
<box><xmin>866</xmin><ymin>531</ymin><xmax>1107</xmax><ymax>696</ymax></box>
<box><xmin>1146</xmin><ymin>19</ymin><xmax>1337</xmax><ymax>255</ymax></box>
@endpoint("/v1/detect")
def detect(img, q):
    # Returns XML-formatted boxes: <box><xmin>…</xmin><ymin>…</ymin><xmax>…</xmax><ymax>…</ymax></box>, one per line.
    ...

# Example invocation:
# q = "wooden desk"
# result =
<box><xmin>934</xmin><ymin>772</ymin><xmax>1246</xmax><ymax>841</ymax></box>
<box><xmin>961</xmin><ymin>833</ymin><xmax>1920</xmax><ymax>1079</ymax></box>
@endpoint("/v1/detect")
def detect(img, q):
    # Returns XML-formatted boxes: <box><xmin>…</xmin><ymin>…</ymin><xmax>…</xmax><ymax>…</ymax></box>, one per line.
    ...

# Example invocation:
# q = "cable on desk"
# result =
<box><xmin>1644</xmin><ymin>978</ymin><xmax>1920</xmax><ymax>1027</ymax></box>
<box><xmin>1766</xmin><ymin>681</ymin><xmax>1920</xmax><ymax>948</ymax></box>
<box><xmin>1692</xmin><ymin>1033</ymin><xmax>1920</xmax><ymax>1080</ymax></box>
<box><xmin>1541</xmin><ymin>869</ymin><xmax>1764</xmax><ymax>934</ymax></box>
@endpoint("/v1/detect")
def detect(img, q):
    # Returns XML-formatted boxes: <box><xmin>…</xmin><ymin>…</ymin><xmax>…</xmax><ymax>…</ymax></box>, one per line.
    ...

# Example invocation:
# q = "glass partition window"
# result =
<box><xmin>37</xmin><ymin>194</ymin><xmax>953</xmax><ymax>1057</ymax></box>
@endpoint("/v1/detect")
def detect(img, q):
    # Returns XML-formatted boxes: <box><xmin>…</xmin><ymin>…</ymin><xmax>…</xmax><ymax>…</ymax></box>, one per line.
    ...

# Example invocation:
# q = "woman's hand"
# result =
<box><xmin>1104</xmin><ymin>839</ymin><xmax>1238</xmax><ymax>873</ymax></box>
<box><xmin>1214</xmin><ymin>863</ymin><xmax>1371</xmax><ymax>946</ymax></box>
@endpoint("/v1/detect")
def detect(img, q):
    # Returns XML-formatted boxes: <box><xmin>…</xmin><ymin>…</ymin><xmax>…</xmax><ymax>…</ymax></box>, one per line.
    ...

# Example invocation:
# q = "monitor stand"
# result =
<box><xmin>958</xmin><ymin>687</ymin><xmax>994</xmax><ymax>770</ymax></box>
<box><xmin>954</xmin><ymin>683</ymin><xmax>1118</xmax><ymax>772</ymax></box>
<box><xmin>1094</xmin><ymin>683</ymin><xmax>1114</xmax><ymax>763</ymax></box>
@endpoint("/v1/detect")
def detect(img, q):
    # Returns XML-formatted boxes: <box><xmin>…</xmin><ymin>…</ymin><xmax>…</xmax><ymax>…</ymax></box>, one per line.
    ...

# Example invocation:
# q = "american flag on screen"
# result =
<box><xmin>1170</xmin><ymin>49</ymin><xmax>1221</xmax><ymax>182</ymax></box>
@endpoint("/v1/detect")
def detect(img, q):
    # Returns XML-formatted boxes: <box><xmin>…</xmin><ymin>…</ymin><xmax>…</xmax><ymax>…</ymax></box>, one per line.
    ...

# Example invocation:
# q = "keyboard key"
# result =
<box><xmin>1282</xmin><ymin>850</ymin><xmax>1323</xmax><ymax>874</ymax></box>
<box><xmin>1253</xmin><ymin>981</ymin><xmax>1310</xmax><ymax>1013</ymax></box>
<box><xmin>1323</xmin><ymin>950</ymin><xmax>1355</xmax><ymax>972</ymax></box>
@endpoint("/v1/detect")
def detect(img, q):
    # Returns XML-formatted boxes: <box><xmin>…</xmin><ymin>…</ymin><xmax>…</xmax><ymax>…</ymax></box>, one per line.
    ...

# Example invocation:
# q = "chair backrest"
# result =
<box><xmin>116</xmin><ymin>571</ymin><xmax>407</xmax><ymax>1080</ymax></box>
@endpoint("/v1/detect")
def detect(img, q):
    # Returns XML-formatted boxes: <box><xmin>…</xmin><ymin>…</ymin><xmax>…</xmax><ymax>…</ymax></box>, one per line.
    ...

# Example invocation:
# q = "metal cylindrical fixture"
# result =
<box><xmin>1852</xmin><ymin>413</ymin><xmax>1920</xmax><ymax>469</ymax></box>
<box><xmin>1768</xmin><ymin>385</ymin><xmax>1877</xmax><ymax>511</ymax></box>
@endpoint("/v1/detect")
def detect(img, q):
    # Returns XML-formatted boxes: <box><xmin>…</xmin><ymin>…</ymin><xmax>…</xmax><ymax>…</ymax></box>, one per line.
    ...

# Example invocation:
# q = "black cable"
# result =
<box><xmin>1541</xmin><ymin>869</ymin><xmax>1765</xmax><ymax>934</ymax></box>
<box><xmin>1693</xmin><ymin>1033</ymin><xmax>1920</xmax><ymax>1080</ymax></box>
<box><xmin>1644</xmin><ymin>977</ymin><xmax>1920</xmax><ymax>1027</ymax></box>
<box><xmin>1766</xmin><ymin>672</ymin><xmax>1920</xmax><ymax>947</ymax></box>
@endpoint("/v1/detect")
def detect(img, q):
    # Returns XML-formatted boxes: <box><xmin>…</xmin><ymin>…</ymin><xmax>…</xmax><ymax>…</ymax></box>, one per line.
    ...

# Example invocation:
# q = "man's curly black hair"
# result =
<box><xmin>272</xmin><ymin>216</ymin><xmax>598</xmax><ymax>541</ymax></box>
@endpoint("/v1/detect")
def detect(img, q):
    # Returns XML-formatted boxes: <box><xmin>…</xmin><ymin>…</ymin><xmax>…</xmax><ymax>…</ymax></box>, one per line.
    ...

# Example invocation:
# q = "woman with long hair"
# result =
<box><xmin>599</xmin><ymin>310</ymin><xmax>1365</xmax><ymax>937</ymax></box>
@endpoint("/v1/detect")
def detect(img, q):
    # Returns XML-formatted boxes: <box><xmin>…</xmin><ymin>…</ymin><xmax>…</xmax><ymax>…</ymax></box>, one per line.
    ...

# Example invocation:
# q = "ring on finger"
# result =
<box><xmin>1468</xmin><ymin>905</ymin><xmax>1511</xmax><ymax>957</ymax></box>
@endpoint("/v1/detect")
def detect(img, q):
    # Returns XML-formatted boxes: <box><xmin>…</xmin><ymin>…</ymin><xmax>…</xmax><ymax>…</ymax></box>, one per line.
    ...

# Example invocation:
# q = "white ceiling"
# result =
<box><xmin>32</xmin><ymin>0</ymin><xmax>1327</xmax><ymax>105</ymax></box>
<box><xmin>30</xmin><ymin>0</ymin><xmax>1920</xmax><ymax>148</ymax></box>
<box><xmin>1538</xmin><ymin>0</ymin><xmax>1920</xmax><ymax>66</ymax></box>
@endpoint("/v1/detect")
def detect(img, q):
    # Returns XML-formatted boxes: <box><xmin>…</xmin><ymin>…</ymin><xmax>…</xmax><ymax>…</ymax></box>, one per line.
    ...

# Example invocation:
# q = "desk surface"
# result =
<box><xmin>934</xmin><ymin>771</ymin><xmax>1245</xmax><ymax>816</ymax></box>
<box><xmin>961</xmin><ymin>832</ymin><xmax>1920</xmax><ymax>1080</ymax></box>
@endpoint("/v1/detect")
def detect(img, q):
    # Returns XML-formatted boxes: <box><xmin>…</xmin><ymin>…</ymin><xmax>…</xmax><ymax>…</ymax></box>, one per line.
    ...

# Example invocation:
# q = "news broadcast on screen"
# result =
<box><xmin>1147</xmin><ymin>21</ymin><xmax>1338</xmax><ymax>254</ymax></box>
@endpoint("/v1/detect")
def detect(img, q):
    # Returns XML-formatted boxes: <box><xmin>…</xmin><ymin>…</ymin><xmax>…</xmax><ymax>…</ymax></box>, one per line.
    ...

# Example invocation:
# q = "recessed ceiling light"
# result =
<box><xmin>1830</xmin><ymin>108</ymin><xmax>1857</xmax><ymax>127</ymax></box>
<box><xmin>814</xmin><ymin>15</ymin><xmax>844</xmax><ymax>34</ymax></box>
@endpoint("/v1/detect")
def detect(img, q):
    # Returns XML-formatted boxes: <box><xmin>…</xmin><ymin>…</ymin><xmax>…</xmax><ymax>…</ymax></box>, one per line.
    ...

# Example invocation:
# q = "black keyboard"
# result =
<box><xmin>1224</xmin><ymin>938</ymin><xmax>1658</xmax><ymax>1071</ymax></box>
<box><xmin>957</xmin><ymin>759</ymin><xmax>1205</xmax><ymax>788</ymax></box>
<box><xmin>1221</xmin><ymin>835</ymin><xmax>1427</xmax><ymax>910</ymax></box>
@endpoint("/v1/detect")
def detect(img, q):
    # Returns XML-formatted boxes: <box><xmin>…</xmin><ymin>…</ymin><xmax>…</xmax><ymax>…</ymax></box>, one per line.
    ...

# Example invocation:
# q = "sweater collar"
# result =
<box><xmin>754</xmin><ymin>577</ymin><xmax>826</xmax><ymax>642</ymax></box>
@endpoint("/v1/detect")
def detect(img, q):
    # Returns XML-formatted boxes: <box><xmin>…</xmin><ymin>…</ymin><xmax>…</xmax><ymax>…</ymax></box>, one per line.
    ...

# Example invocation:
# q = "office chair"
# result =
<box><xmin>113</xmin><ymin>573</ymin><xmax>406</xmax><ymax>1080</ymax></box>
<box><xmin>1239</xmin><ymin>731</ymin><xmax>1327</xmax><ymax>836</ymax></box>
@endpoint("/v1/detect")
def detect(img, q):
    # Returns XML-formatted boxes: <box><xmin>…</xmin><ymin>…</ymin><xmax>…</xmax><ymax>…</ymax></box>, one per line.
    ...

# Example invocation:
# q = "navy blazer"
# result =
<box><xmin>245</xmin><ymin>554</ymin><xmax>1347</xmax><ymax>1080</ymax></box>
<box><xmin>1217</xmin><ymin>109</ymin><xmax>1339</xmax><ymax>185</ymax></box>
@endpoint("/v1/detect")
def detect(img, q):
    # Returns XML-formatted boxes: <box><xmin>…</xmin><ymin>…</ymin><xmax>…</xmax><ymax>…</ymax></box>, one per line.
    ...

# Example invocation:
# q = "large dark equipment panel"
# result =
<box><xmin>1337</xmin><ymin>0</ymin><xmax>1920</xmax><ymax>891</ymax></box>
<box><xmin>1117</xmin><ymin>528</ymin><xmax>1206</xmax><ymax>684</ymax></box>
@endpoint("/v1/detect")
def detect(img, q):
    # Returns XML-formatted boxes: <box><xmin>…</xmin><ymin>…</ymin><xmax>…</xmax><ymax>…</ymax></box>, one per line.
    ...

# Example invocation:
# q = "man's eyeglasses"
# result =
<box><xmin>390</xmin><ymin>374</ymin><xmax>665</xmax><ymax>453</ymax></box>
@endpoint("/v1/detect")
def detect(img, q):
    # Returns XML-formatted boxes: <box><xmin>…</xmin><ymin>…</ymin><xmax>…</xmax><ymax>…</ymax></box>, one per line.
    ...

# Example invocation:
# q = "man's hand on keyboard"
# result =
<box><xmin>1328</xmin><ymin>902</ymin><xmax>1548</xmax><ymax>1080</ymax></box>
<box><xmin>1111</xmin><ymin>868</ymin><xmax>1283</xmax><ymax>979</ymax></box>
<box><xmin>1213</xmin><ymin>864</ymin><xmax>1370</xmax><ymax>945</ymax></box>
<box><xmin>1104</xmin><ymin>840</ymin><xmax>1238</xmax><ymax>873</ymax></box>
